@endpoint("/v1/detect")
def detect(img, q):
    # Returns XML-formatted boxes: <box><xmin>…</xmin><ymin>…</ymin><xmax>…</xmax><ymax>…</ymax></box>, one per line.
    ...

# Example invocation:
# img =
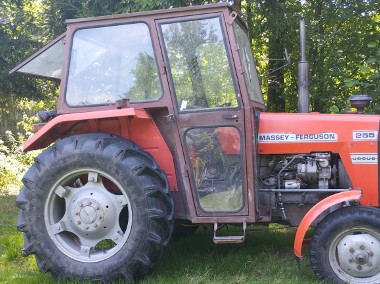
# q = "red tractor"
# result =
<box><xmin>11</xmin><ymin>3</ymin><xmax>380</xmax><ymax>283</ymax></box>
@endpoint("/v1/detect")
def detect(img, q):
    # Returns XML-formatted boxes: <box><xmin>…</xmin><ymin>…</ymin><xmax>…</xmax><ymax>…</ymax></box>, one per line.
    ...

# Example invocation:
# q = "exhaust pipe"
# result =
<box><xmin>298</xmin><ymin>19</ymin><xmax>309</xmax><ymax>113</ymax></box>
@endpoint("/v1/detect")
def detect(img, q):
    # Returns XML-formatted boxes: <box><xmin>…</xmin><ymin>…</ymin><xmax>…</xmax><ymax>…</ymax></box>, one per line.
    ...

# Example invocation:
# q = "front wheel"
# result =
<box><xmin>310</xmin><ymin>206</ymin><xmax>380</xmax><ymax>284</ymax></box>
<box><xmin>16</xmin><ymin>133</ymin><xmax>174</xmax><ymax>282</ymax></box>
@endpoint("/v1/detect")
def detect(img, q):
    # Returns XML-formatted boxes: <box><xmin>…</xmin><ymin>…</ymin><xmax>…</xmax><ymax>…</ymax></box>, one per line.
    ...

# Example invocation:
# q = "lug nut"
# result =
<box><xmin>357</xmin><ymin>265</ymin><xmax>362</xmax><ymax>271</ymax></box>
<box><xmin>20</xmin><ymin>250</ymin><xmax>28</xmax><ymax>257</ymax></box>
<box><xmin>349</xmin><ymin>248</ymin><xmax>355</xmax><ymax>253</ymax></box>
<box><xmin>360</xmin><ymin>245</ymin><xmax>365</xmax><ymax>250</ymax></box>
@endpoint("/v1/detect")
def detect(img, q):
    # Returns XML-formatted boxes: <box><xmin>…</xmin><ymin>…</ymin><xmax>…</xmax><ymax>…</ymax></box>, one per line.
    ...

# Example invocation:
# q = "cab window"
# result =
<box><xmin>160</xmin><ymin>16</ymin><xmax>238</xmax><ymax>111</ymax></box>
<box><xmin>65</xmin><ymin>23</ymin><xmax>162</xmax><ymax>106</ymax></box>
<box><xmin>233</xmin><ymin>22</ymin><xmax>264</xmax><ymax>104</ymax></box>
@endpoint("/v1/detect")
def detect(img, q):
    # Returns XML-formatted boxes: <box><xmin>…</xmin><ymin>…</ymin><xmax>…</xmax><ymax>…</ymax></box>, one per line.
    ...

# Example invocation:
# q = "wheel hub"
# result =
<box><xmin>73</xmin><ymin>198</ymin><xmax>105</xmax><ymax>232</ymax></box>
<box><xmin>353</xmin><ymin>250</ymin><xmax>369</xmax><ymax>265</ymax></box>
<box><xmin>336</xmin><ymin>233</ymin><xmax>380</xmax><ymax>277</ymax></box>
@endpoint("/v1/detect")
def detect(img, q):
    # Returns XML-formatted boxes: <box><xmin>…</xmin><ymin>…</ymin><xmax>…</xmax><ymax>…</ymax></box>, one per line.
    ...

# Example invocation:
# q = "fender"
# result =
<box><xmin>23</xmin><ymin>108</ymin><xmax>150</xmax><ymax>151</ymax></box>
<box><xmin>294</xmin><ymin>189</ymin><xmax>362</xmax><ymax>259</ymax></box>
<box><xmin>23</xmin><ymin>108</ymin><xmax>178</xmax><ymax>191</ymax></box>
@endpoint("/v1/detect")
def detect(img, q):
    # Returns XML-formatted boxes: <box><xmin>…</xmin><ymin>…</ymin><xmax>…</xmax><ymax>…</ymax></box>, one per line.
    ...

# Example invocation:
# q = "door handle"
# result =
<box><xmin>222</xmin><ymin>114</ymin><xmax>238</xmax><ymax>119</ymax></box>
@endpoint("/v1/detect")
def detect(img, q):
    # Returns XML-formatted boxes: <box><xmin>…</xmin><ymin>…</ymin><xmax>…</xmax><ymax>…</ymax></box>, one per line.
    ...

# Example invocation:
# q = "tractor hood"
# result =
<box><xmin>258</xmin><ymin>112</ymin><xmax>380</xmax><ymax>155</ymax></box>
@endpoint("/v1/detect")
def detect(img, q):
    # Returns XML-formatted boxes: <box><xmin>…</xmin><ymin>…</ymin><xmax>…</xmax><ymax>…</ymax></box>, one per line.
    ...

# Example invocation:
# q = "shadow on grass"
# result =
<box><xmin>0</xmin><ymin>195</ymin><xmax>321</xmax><ymax>284</ymax></box>
<box><xmin>143</xmin><ymin>226</ymin><xmax>320</xmax><ymax>284</ymax></box>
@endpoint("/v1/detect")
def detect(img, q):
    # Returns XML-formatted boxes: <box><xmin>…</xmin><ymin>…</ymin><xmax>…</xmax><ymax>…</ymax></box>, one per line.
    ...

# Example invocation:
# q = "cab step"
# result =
<box><xmin>213</xmin><ymin>222</ymin><xmax>247</xmax><ymax>244</ymax></box>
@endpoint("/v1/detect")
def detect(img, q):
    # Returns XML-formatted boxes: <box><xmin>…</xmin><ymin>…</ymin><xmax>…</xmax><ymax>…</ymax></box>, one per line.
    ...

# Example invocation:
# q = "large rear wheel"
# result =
<box><xmin>310</xmin><ymin>206</ymin><xmax>380</xmax><ymax>284</ymax></box>
<box><xmin>16</xmin><ymin>133</ymin><xmax>173</xmax><ymax>282</ymax></box>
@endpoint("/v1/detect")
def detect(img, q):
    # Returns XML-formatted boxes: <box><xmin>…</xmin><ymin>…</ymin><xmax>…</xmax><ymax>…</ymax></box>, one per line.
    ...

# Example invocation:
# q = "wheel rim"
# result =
<box><xmin>329</xmin><ymin>226</ymin><xmax>380</xmax><ymax>283</ymax></box>
<box><xmin>45</xmin><ymin>169</ymin><xmax>132</xmax><ymax>262</ymax></box>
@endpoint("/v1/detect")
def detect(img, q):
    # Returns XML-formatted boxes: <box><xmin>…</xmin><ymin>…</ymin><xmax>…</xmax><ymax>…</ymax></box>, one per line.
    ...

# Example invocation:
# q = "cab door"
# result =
<box><xmin>157</xmin><ymin>14</ymin><xmax>249</xmax><ymax>218</ymax></box>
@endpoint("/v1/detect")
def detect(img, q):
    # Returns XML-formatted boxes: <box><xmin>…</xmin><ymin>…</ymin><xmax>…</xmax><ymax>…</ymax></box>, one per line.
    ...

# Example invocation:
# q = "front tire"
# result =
<box><xmin>310</xmin><ymin>206</ymin><xmax>380</xmax><ymax>284</ymax></box>
<box><xmin>16</xmin><ymin>133</ymin><xmax>174</xmax><ymax>282</ymax></box>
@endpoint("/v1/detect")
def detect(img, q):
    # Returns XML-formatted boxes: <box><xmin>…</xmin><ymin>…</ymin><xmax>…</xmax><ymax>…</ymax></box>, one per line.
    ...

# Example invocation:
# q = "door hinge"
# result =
<box><xmin>160</xmin><ymin>62</ymin><xmax>167</xmax><ymax>74</ymax></box>
<box><xmin>226</xmin><ymin>11</ymin><xmax>238</xmax><ymax>25</ymax></box>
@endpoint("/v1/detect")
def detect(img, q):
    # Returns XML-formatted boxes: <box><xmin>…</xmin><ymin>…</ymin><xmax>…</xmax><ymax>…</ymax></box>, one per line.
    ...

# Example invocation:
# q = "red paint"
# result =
<box><xmin>23</xmin><ymin>108</ymin><xmax>178</xmax><ymax>191</ymax></box>
<box><xmin>294</xmin><ymin>190</ymin><xmax>362</xmax><ymax>258</ymax></box>
<box><xmin>217</xmin><ymin>127</ymin><xmax>240</xmax><ymax>154</ymax></box>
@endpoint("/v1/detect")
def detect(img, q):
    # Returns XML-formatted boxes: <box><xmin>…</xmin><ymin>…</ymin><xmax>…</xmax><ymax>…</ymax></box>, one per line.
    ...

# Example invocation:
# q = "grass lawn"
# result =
<box><xmin>0</xmin><ymin>194</ymin><xmax>321</xmax><ymax>283</ymax></box>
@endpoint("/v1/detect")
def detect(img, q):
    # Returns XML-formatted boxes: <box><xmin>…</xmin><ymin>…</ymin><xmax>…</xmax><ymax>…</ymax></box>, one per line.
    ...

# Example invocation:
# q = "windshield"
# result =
<box><xmin>233</xmin><ymin>22</ymin><xmax>264</xmax><ymax>104</ymax></box>
<box><xmin>65</xmin><ymin>23</ymin><xmax>162</xmax><ymax>106</ymax></box>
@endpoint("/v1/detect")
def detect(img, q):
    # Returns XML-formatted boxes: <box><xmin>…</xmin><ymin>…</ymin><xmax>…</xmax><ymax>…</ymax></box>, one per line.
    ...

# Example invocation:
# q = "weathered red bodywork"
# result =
<box><xmin>293</xmin><ymin>189</ymin><xmax>362</xmax><ymax>258</ymax></box>
<box><xmin>24</xmin><ymin>108</ymin><xmax>178</xmax><ymax>191</ymax></box>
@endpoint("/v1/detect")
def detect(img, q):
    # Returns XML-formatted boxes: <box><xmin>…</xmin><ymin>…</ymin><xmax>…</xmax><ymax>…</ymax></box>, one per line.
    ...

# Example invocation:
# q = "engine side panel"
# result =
<box><xmin>258</xmin><ymin>112</ymin><xmax>379</xmax><ymax>206</ymax></box>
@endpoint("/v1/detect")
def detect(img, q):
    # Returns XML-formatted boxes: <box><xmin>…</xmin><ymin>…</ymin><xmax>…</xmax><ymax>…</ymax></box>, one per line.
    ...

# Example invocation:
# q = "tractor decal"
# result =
<box><xmin>350</xmin><ymin>153</ymin><xmax>378</xmax><ymax>164</ymax></box>
<box><xmin>258</xmin><ymin>132</ymin><xmax>338</xmax><ymax>143</ymax></box>
<box><xmin>352</xmin><ymin>130</ymin><xmax>378</xmax><ymax>141</ymax></box>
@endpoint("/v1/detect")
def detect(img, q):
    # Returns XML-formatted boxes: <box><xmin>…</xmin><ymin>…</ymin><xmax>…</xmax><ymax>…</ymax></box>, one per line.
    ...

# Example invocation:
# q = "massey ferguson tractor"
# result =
<box><xmin>11</xmin><ymin>3</ymin><xmax>380</xmax><ymax>283</ymax></box>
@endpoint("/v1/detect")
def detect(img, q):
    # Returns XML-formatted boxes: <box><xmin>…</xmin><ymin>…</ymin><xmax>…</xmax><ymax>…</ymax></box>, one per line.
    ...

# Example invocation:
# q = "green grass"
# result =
<box><xmin>0</xmin><ymin>194</ymin><xmax>321</xmax><ymax>283</ymax></box>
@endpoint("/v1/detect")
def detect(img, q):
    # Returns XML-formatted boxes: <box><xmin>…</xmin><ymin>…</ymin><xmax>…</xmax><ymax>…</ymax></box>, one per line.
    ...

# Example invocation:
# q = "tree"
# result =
<box><xmin>243</xmin><ymin>1</ymin><xmax>301</xmax><ymax>112</ymax></box>
<box><xmin>0</xmin><ymin>0</ymin><xmax>53</xmax><ymax>135</ymax></box>
<box><xmin>127</xmin><ymin>52</ymin><xmax>161</xmax><ymax>100</ymax></box>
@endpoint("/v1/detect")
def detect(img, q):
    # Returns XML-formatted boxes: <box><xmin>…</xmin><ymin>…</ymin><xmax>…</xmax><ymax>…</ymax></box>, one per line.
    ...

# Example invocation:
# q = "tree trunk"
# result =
<box><xmin>265</xmin><ymin>0</ymin><xmax>286</xmax><ymax>112</ymax></box>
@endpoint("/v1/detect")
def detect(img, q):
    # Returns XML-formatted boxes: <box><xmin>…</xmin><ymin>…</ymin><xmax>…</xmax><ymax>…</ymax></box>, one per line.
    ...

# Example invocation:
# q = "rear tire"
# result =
<box><xmin>16</xmin><ymin>133</ymin><xmax>173</xmax><ymax>282</ymax></box>
<box><xmin>310</xmin><ymin>206</ymin><xmax>380</xmax><ymax>284</ymax></box>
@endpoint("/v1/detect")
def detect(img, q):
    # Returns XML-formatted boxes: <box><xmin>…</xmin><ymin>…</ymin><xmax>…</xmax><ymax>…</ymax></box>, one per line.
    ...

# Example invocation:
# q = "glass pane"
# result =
<box><xmin>233</xmin><ymin>23</ymin><xmax>264</xmax><ymax>104</ymax></box>
<box><xmin>66</xmin><ymin>23</ymin><xmax>162</xmax><ymax>106</ymax></box>
<box><xmin>161</xmin><ymin>17</ymin><xmax>237</xmax><ymax>110</ymax></box>
<box><xmin>185</xmin><ymin>127</ymin><xmax>243</xmax><ymax>212</ymax></box>
<box><xmin>17</xmin><ymin>36</ymin><xmax>65</xmax><ymax>80</ymax></box>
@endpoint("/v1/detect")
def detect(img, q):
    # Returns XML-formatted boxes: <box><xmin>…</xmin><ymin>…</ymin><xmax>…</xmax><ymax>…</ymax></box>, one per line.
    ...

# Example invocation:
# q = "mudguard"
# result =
<box><xmin>23</xmin><ymin>108</ymin><xmax>150</xmax><ymax>151</ymax></box>
<box><xmin>294</xmin><ymin>189</ymin><xmax>362</xmax><ymax>259</ymax></box>
<box><xmin>23</xmin><ymin>108</ymin><xmax>178</xmax><ymax>191</ymax></box>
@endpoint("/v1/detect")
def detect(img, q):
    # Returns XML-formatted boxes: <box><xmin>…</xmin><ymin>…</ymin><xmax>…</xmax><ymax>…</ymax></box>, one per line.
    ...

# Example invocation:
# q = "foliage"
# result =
<box><xmin>0</xmin><ymin>0</ymin><xmax>58</xmax><ymax>135</ymax></box>
<box><xmin>243</xmin><ymin>1</ymin><xmax>380</xmax><ymax>113</ymax></box>
<box><xmin>343</xmin><ymin>41</ymin><xmax>380</xmax><ymax>113</ymax></box>
<box><xmin>0</xmin><ymin>98</ymin><xmax>49</xmax><ymax>195</ymax></box>
<box><xmin>301</xmin><ymin>1</ymin><xmax>380</xmax><ymax>113</ymax></box>
<box><xmin>0</xmin><ymin>131</ymin><xmax>37</xmax><ymax>194</ymax></box>
<box><xmin>128</xmin><ymin>53</ymin><xmax>162</xmax><ymax>100</ymax></box>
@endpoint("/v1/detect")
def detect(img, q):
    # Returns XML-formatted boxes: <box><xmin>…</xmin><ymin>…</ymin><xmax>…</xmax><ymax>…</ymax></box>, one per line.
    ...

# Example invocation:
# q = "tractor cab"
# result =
<box><xmin>12</xmin><ymin>4</ymin><xmax>264</xmax><ymax>224</ymax></box>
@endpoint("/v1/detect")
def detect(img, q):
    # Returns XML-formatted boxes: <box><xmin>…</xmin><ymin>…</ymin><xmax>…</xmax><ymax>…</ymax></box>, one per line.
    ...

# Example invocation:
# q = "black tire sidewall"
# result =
<box><xmin>24</xmin><ymin>134</ymin><xmax>170</xmax><ymax>280</ymax></box>
<box><xmin>310</xmin><ymin>206</ymin><xmax>380</xmax><ymax>283</ymax></box>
